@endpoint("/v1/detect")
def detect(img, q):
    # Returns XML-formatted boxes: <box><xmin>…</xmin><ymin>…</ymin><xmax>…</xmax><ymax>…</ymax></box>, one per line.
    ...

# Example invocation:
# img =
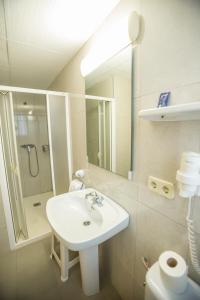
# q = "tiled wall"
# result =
<box><xmin>49</xmin><ymin>0</ymin><xmax>200</xmax><ymax>299</ymax></box>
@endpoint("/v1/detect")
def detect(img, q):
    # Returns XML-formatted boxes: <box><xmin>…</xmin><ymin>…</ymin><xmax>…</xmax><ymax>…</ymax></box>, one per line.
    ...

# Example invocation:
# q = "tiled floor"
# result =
<box><xmin>0</xmin><ymin>229</ymin><xmax>121</xmax><ymax>300</ymax></box>
<box><xmin>23</xmin><ymin>192</ymin><xmax>53</xmax><ymax>239</ymax></box>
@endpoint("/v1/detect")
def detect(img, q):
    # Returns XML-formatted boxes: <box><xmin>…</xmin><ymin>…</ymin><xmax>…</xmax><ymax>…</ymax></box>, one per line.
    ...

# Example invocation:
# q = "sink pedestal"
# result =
<box><xmin>79</xmin><ymin>245</ymin><xmax>99</xmax><ymax>296</ymax></box>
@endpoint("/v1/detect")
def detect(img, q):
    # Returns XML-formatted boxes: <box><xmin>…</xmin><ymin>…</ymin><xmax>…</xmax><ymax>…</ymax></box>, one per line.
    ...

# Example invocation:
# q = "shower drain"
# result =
<box><xmin>83</xmin><ymin>220</ymin><xmax>91</xmax><ymax>226</ymax></box>
<box><xmin>33</xmin><ymin>202</ymin><xmax>41</xmax><ymax>207</ymax></box>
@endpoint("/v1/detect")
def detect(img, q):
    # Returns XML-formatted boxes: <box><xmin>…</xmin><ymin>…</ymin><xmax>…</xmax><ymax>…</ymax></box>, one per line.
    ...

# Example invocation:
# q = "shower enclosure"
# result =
<box><xmin>0</xmin><ymin>86</ymin><xmax>72</xmax><ymax>249</ymax></box>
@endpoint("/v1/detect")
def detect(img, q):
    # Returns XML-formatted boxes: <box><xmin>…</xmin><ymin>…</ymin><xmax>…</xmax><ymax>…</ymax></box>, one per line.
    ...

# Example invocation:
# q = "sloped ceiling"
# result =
<box><xmin>0</xmin><ymin>0</ymin><xmax>119</xmax><ymax>89</ymax></box>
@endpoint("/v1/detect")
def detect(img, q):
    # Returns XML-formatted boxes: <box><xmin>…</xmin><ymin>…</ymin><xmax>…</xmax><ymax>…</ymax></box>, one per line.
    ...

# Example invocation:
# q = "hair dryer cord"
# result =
<box><xmin>187</xmin><ymin>197</ymin><xmax>200</xmax><ymax>274</ymax></box>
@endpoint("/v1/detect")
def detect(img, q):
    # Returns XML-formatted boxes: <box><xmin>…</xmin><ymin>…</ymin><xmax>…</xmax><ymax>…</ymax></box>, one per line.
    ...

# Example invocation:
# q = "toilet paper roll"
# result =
<box><xmin>69</xmin><ymin>179</ymin><xmax>85</xmax><ymax>192</ymax></box>
<box><xmin>159</xmin><ymin>251</ymin><xmax>188</xmax><ymax>294</ymax></box>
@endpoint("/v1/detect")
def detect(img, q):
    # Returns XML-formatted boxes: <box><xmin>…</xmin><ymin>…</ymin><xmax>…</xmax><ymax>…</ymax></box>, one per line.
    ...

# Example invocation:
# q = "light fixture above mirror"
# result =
<box><xmin>81</xmin><ymin>11</ymin><xmax>140</xmax><ymax>77</ymax></box>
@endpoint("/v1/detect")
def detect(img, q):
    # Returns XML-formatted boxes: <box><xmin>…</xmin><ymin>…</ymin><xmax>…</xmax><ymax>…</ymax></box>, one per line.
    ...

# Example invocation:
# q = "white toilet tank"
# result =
<box><xmin>145</xmin><ymin>262</ymin><xmax>200</xmax><ymax>300</ymax></box>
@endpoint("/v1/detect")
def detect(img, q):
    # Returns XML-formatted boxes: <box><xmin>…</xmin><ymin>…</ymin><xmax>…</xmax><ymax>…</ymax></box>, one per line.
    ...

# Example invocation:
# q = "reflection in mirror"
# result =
<box><xmin>85</xmin><ymin>45</ymin><xmax>132</xmax><ymax>178</ymax></box>
<box><xmin>86</xmin><ymin>99</ymin><xmax>111</xmax><ymax>170</ymax></box>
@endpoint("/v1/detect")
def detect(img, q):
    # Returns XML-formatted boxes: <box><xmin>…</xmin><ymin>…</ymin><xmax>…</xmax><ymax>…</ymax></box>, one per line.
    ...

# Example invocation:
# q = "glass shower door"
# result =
<box><xmin>0</xmin><ymin>93</ymin><xmax>28</xmax><ymax>241</ymax></box>
<box><xmin>47</xmin><ymin>95</ymin><xmax>70</xmax><ymax>195</ymax></box>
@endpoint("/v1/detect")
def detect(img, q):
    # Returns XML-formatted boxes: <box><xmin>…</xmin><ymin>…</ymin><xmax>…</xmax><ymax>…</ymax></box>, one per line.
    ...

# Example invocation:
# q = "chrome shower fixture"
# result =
<box><xmin>20</xmin><ymin>144</ymin><xmax>39</xmax><ymax>177</ymax></box>
<box><xmin>21</xmin><ymin>144</ymin><xmax>34</xmax><ymax>153</ymax></box>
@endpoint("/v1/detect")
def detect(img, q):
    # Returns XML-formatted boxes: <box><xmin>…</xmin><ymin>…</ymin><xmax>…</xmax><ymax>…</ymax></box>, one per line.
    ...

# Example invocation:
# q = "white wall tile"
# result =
<box><xmin>138</xmin><ymin>184</ymin><xmax>188</xmax><ymax>227</ymax></box>
<box><xmin>139</xmin><ymin>0</ymin><xmax>200</xmax><ymax>97</ymax></box>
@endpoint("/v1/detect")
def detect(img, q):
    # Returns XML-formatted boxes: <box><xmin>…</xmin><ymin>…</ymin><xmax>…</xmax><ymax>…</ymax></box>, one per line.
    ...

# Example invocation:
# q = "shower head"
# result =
<box><xmin>20</xmin><ymin>144</ymin><xmax>35</xmax><ymax>152</ymax></box>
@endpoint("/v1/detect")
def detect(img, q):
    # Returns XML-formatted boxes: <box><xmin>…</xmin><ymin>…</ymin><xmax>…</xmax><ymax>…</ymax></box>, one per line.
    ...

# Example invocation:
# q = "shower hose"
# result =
<box><xmin>27</xmin><ymin>145</ymin><xmax>39</xmax><ymax>177</ymax></box>
<box><xmin>187</xmin><ymin>197</ymin><xmax>200</xmax><ymax>274</ymax></box>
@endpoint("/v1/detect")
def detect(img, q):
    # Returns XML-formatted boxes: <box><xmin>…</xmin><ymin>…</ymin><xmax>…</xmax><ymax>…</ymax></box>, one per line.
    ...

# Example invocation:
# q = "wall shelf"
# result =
<box><xmin>139</xmin><ymin>102</ymin><xmax>200</xmax><ymax>121</ymax></box>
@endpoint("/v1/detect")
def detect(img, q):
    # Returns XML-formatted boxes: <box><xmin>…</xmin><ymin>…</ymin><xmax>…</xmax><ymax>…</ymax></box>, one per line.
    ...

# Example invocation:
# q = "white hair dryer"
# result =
<box><xmin>176</xmin><ymin>152</ymin><xmax>200</xmax><ymax>197</ymax></box>
<box><xmin>176</xmin><ymin>152</ymin><xmax>200</xmax><ymax>274</ymax></box>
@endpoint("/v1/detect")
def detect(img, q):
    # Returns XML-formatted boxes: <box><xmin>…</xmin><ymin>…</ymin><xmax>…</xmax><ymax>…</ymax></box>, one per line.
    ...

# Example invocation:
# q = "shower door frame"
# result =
<box><xmin>46</xmin><ymin>94</ymin><xmax>73</xmax><ymax>195</ymax></box>
<box><xmin>0</xmin><ymin>85</ymin><xmax>73</xmax><ymax>249</ymax></box>
<box><xmin>7</xmin><ymin>92</ymin><xmax>29</xmax><ymax>239</ymax></box>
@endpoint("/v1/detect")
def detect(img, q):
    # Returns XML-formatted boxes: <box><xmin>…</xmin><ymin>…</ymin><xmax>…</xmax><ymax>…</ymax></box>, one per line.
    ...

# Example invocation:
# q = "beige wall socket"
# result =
<box><xmin>148</xmin><ymin>176</ymin><xmax>175</xmax><ymax>200</ymax></box>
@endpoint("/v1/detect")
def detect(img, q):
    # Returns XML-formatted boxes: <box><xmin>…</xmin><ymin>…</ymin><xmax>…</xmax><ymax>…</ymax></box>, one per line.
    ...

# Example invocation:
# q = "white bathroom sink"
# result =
<box><xmin>46</xmin><ymin>188</ymin><xmax>129</xmax><ymax>296</ymax></box>
<box><xmin>46</xmin><ymin>188</ymin><xmax>129</xmax><ymax>251</ymax></box>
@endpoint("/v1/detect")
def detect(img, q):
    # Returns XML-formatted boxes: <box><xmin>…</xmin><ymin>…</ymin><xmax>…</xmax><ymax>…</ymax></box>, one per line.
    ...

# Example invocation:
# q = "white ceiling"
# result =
<box><xmin>0</xmin><ymin>0</ymin><xmax>119</xmax><ymax>89</ymax></box>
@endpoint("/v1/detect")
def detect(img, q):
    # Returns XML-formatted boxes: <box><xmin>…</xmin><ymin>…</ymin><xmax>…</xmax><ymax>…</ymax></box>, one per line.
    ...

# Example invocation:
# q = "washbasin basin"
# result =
<box><xmin>46</xmin><ymin>188</ymin><xmax>129</xmax><ymax>251</ymax></box>
<box><xmin>46</xmin><ymin>188</ymin><xmax>129</xmax><ymax>296</ymax></box>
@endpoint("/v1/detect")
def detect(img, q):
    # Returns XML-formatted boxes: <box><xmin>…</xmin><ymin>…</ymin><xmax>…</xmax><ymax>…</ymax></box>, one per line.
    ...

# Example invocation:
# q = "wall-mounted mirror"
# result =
<box><xmin>85</xmin><ymin>45</ymin><xmax>133</xmax><ymax>178</ymax></box>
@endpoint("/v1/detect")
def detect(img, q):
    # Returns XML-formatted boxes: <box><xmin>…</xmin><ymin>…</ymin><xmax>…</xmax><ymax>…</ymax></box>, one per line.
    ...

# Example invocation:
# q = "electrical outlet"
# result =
<box><xmin>148</xmin><ymin>176</ymin><xmax>174</xmax><ymax>199</ymax></box>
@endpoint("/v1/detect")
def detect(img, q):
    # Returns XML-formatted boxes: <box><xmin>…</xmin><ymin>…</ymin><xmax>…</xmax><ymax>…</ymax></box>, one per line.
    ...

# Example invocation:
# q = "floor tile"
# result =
<box><xmin>0</xmin><ymin>236</ymin><xmax>119</xmax><ymax>300</ymax></box>
<box><xmin>24</xmin><ymin>192</ymin><xmax>52</xmax><ymax>238</ymax></box>
<box><xmin>0</xmin><ymin>252</ymin><xmax>17</xmax><ymax>300</ymax></box>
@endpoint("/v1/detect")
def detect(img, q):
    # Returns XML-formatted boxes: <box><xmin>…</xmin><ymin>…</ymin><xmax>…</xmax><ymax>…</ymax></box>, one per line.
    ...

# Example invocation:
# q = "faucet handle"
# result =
<box><xmin>95</xmin><ymin>196</ymin><xmax>104</xmax><ymax>206</ymax></box>
<box><xmin>85</xmin><ymin>191</ymin><xmax>97</xmax><ymax>199</ymax></box>
<box><xmin>85</xmin><ymin>191</ymin><xmax>104</xmax><ymax>209</ymax></box>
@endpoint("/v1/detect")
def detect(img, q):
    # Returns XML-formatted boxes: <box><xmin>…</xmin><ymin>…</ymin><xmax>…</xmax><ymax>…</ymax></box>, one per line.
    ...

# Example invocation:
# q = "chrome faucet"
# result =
<box><xmin>85</xmin><ymin>191</ymin><xmax>104</xmax><ymax>207</ymax></box>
